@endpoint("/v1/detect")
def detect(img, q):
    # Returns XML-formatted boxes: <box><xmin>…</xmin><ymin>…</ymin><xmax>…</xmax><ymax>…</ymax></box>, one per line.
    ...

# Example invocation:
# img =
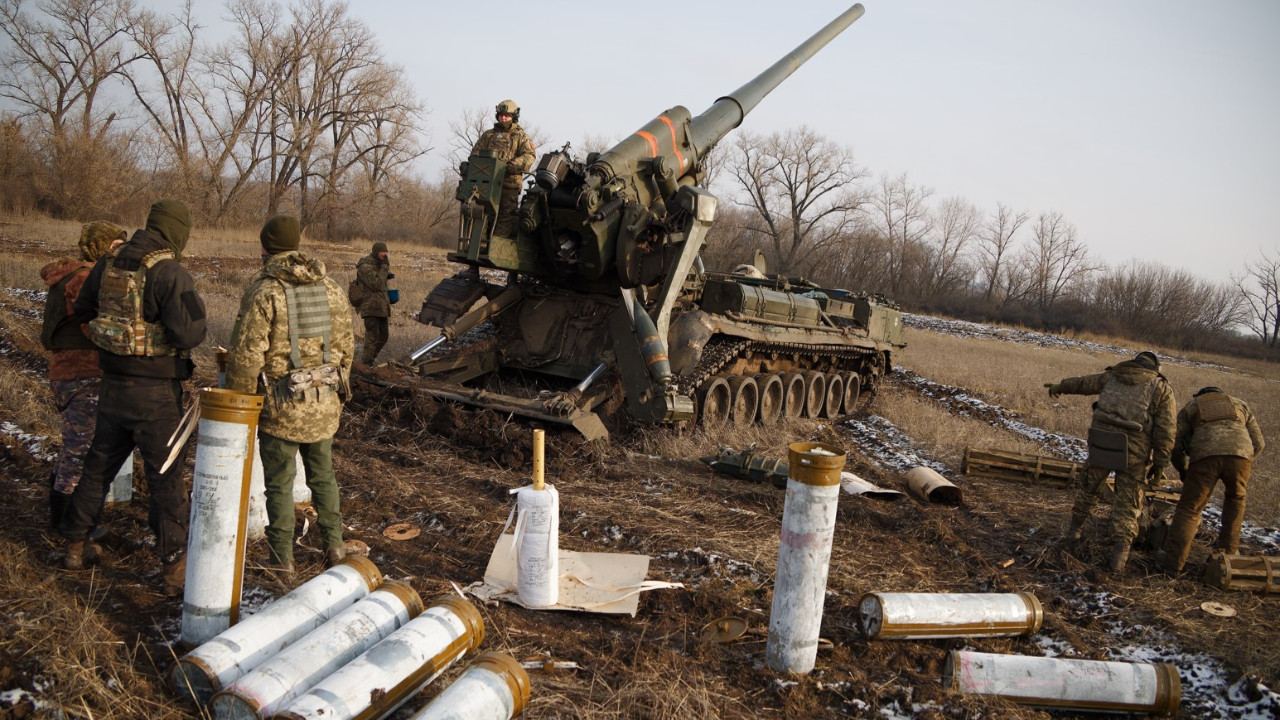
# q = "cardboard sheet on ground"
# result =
<box><xmin>467</xmin><ymin>533</ymin><xmax>682</xmax><ymax>616</ymax></box>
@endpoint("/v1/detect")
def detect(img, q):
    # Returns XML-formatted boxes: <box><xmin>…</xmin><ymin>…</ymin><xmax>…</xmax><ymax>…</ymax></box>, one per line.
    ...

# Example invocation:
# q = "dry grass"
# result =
<box><xmin>895</xmin><ymin>326</ymin><xmax>1280</xmax><ymax>524</ymax></box>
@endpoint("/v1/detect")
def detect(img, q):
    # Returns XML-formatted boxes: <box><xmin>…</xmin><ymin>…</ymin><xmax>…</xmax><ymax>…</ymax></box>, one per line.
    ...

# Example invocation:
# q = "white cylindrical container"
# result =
<box><xmin>210</xmin><ymin>582</ymin><xmax>424</xmax><ymax>720</ymax></box>
<box><xmin>170</xmin><ymin>556</ymin><xmax>382</xmax><ymax>705</ymax></box>
<box><xmin>182</xmin><ymin>389</ymin><xmax>264</xmax><ymax>648</ymax></box>
<box><xmin>766</xmin><ymin>442</ymin><xmax>845</xmax><ymax>675</ymax></box>
<box><xmin>276</xmin><ymin>595</ymin><xmax>486</xmax><ymax>720</ymax></box>
<box><xmin>945</xmin><ymin>651</ymin><xmax>1181</xmax><ymax>715</ymax></box>
<box><xmin>513</xmin><ymin>484</ymin><xmax>559</xmax><ymax>607</ymax></box>
<box><xmin>246</xmin><ymin>447</ymin><xmax>308</xmax><ymax>540</ymax></box>
<box><xmin>405</xmin><ymin>652</ymin><xmax>531</xmax><ymax>720</ymax></box>
<box><xmin>859</xmin><ymin>592</ymin><xmax>1043</xmax><ymax>640</ymax></box>
<box><xmin>104</xmin><ymin>450</ymin><xmax>135</xmax><ymax>505</ymax></box>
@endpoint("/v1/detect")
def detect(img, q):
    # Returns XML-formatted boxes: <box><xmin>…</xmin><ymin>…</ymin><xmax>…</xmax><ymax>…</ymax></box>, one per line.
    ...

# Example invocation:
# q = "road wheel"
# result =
<box><xmin>802</xmin><ymin>370</ymin><xmax>826</xmax><ymax>419</ymax></box>
<box><xmin>841</xmin><ymin>372</ymin><xmax>861</xmax><ymax>414</ymax></box>
<box><xmin>756</xmin><ymin>373</ymin><xmax>784</xmax><ymax>426</ymax></box>
<box><xmin>727</xmin><ymin>375</ymin><xmax>759</xmax><ymax>426</ymax></box>
<box><xmin>698</xmin><ymin>377</ymin><xmax>732</xmax><ymax>429</ymax></box>
<box><xmin>781</xmin><ymin>372</ymin><xmax>806</xmax><ymax>420</ymax></box>
<box><xmin>822</xmin><ymin>373</ymin><xmax>844</xmax><ymax>419</ymax></box>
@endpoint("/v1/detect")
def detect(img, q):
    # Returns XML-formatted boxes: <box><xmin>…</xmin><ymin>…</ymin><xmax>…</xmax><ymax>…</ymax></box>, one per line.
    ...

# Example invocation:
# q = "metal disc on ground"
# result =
<box><xmin>1200</xmin><ymin>601</ymin><xmax>1237</xmax><ymax>617</ymax></box>
<box><xmin>383</xmin><ymin>523</ymin><xmax>421</xmax><ymax>541</ymax></box>
<box><xmin>701</xmin><ymin>617</ymin><xmax>748</xmax><ymax>644</ymax></box>
<box><xmin>342</xmin><ymin>539</ymin><xmax>369</xmax><ymax>557</ymax></box>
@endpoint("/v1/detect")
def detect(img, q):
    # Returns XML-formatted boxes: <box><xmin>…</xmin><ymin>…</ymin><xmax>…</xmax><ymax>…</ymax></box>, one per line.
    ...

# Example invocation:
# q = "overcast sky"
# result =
<box><xmin>183</xmin><ymin>1</ymin><xmax>1279</xmax><ymax>282</ymax></box>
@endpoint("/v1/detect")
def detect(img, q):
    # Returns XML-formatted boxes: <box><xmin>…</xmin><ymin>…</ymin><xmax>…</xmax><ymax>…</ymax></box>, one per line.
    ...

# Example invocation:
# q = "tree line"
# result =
<box><xmin>1</xmin><ymin>0</ymin><xmax>1276</xmax><ymax>357</ymax></box>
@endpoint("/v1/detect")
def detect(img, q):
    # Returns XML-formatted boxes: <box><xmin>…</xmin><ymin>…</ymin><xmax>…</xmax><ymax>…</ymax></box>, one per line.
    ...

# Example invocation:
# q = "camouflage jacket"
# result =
<box><xmin>354</xmin><ymin>253</ymin><xmax>390</xmax><ymax>318</ymax></box>
<box><xmin>226</xmin><ymin>251</ymin><xmax>354</xmax><ymax>443</ymax></box>
<box><xmin>40</xmin><ymin>259</ymin><xmax>100</xmax><ymax>380</ymax></box>
<box><xmin>1056</xmin><ymin>360</ymin><xmax>1177</xmax><ymax>468</ymax></box>
<box><xmin>471</xmin><ymin>122</ymin><xmax>535</xmax><ymax>187</ymax></box>
<box><xmin>1172</xmin><ymin>392</ymin><xmax>1265</xmax><ymax>467</ymax></box>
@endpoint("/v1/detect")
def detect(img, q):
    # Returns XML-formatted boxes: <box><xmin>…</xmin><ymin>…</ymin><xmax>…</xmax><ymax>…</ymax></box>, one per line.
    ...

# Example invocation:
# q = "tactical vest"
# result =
<box><xmin>474</xmin><ymin>127</ymin><xmax>524</xmax><ymax>163</ymax></box>
<box><xmin>41</xmin><ymin>267</ymin><xmax>95</xmax><ymax>351</ymax></box>
<box><xmin>88</xmin><ymin>248</ymin><xmax>179</xmax><ymax>357</ymax></box>
<box><xmin>1093</xmin><ymin>374</ymin><xmax>1157</xmax><ymax>432</ymax></box>
<box><xmin>274</xmin><ymin>281</ymin><xmax>339</xmax><ymax>402</ymax></box>
<box><xmin>1194</xmin><ymin>392</ymin><xmax>1243</xmax><ymax>426</ymax></box>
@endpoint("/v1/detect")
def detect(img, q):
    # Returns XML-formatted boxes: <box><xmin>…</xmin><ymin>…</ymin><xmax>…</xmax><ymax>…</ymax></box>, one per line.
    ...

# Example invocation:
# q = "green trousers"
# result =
<box><xmin>258</xmin><ymin>431</ymin><xmax>344</xmax><ymax>564</ymax></box>
<box><xmin>1071</xmin><ymin>461</ymin><xmax>1147</xmax><ymax>548</ymax></box>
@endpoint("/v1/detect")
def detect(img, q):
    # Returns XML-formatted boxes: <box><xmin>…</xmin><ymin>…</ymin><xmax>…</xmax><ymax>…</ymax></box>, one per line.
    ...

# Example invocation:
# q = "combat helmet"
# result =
<box><xmin>495</xmin><ymin>99</ymin><xmax>520</xmax><ymax>123</ymax></box>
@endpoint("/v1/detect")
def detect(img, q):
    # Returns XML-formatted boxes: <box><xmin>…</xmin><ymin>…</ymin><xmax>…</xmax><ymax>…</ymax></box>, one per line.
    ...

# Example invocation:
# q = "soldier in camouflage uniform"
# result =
<box><xmin>1046</xmin><ymin>350</ymin><xmax>1176</xmax><ymax>573</ymax></box>
<box><xmin>1157</xmin><ymin>387</ymin><xmax>1264</xmax><ymax>573</ymax></box>
<box><xmin>226</xmin><ymin>215</ymin><xmax>354</xmax><ymax>574</ymax></box>
<box><xmin>40</xmin><ymin>222</ymin><xmax>127</xmax><ymax>529</ymax></box>
<box><xmin>470</xmin><ymin>99</ymin><xmax>536</xmax><ymax>238</ymax></box>
<box><xmin>353</xmin><ymin>241</ymin><xmax>391</xmax><ymax>364</ymax></box>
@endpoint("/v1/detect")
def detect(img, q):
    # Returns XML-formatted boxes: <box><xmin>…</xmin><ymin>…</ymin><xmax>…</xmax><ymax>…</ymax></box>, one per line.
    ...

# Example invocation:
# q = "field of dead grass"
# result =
<box><xmin>893</xmin><ymin>327</ymin><xmax>1280</xmax><ymax>525</ymax></box>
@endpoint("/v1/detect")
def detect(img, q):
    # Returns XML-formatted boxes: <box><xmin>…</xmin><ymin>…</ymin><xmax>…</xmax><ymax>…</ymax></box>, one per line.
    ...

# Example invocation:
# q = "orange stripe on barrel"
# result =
<box><xmin>658</xmin><ymin>116</ymin><xmax>685</xmax><ymax>170</ymax></box>
<box><xmin>636</xmin><ymin>131</ymin><xmax>659</xmax><ymax>157</ymax></box>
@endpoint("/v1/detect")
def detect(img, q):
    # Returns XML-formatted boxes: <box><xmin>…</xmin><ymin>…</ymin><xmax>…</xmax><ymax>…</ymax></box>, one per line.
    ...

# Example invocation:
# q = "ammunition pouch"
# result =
<box><xmin>274</xmin><ymin>363</ymin><xmax>341</xmax><ymax>403</ymax></box>
<box><xmin>1086</xmin><ymin>428</ymin><xmax>1128</xmax><ymax>472</ymax></box>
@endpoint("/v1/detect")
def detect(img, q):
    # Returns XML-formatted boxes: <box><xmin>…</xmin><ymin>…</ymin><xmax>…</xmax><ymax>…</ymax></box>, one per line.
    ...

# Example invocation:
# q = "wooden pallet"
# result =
<box><xmin>1202</xmin><ymin>552</ymin><xmax>1279</xmax><ymax>594</ymax></box>
<box><xmin>961</xmin><ymin>447</ymin><xmax>1081</xmax><ymax>485</ymax></box>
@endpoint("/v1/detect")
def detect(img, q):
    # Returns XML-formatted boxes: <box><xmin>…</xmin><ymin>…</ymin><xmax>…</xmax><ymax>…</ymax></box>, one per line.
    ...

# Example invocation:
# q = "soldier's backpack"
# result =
<box><xmin>88</xmin><ymin>247</ymin><xmax>178</xmax><ymax>357</ymax></box>
<box><xmin>346</xmin><ymin>276</ymin><xmax>368</xmax><ymax>308</ymax></box>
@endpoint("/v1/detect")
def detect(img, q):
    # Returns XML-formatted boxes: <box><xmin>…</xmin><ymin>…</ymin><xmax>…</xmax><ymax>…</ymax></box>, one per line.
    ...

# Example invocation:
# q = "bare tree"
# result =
<box><xmin>976</xmin><ymin>202</ymin><xmax>1029</xmax><ymax>301</ymax></box>
<box><xmin>1093</xmin><ymin>260</ymin><xmax>1243</xmax><ymax>345</ymax></box>
<box><xmin>920</xmin><ymin>196</ymin><xmax>981</xmax><ymax>301</ymax></box>
<box><xmin>1021</xmin><ymin>210</ymin><xmax>1095</xmax><ymax>311</ymax></box>
<box><xmin>1234</xmin><ymin>249</ymin><xmax>1280</xmax><ymax>347</ymax></box>
<box><xmin>866</xmin><ymin>172</ymin><xmax>933</xmax><ymax>299</ymax></box>
<box><xmin>0</xmin><ymin>0</ymin><xmax>145</xmax><ymax>216</ymax></box>
<box><xmin>725</xmin><ymin>126</ymin><xmax>864</xmax><ymax>276</ymax></box>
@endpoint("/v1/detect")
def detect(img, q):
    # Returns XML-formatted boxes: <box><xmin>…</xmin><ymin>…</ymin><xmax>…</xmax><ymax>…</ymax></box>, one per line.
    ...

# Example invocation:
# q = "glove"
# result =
<box><xmin>1147</xmin><ymin>463</ymin><xmax>1167</xmax><ymax>484</ymax></box>
<box><xmin>1044</xmin><ymin>382</ymin><xmax>1061</xmax><ymax>398</ymax></box>
<box><xmin>386</xmin><ymin>273</ymin><xmax>395</xmax><ymax>280</ymax></box>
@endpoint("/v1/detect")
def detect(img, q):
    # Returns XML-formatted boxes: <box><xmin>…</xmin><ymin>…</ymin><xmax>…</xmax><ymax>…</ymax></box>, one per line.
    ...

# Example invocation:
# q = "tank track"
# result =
<box><xmin>676</xmin><ymin>337</ymin><xmax>882</xmax><ymax>395</ymax></box>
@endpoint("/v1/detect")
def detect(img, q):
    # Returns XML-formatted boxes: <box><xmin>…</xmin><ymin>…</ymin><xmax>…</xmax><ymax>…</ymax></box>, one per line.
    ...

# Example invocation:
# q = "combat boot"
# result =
<box><xmin>162</xmin><ymin>554</ymin><xmax>187</xmax><ymax>597</ymax></box>
<box><xmin>262</xmin><ymin>556</ymin><xmax>296</xmax><ymax>579</ymax></box>
<box><xmin>63</xmin><ymin>539</ymin><xmax>100</xmax><ymax>571</ymax></box>
<box><xmin>325</xmin><ymin>546</ymin><xmax>346</xmax><ymax>568</ymax></box>
<box><xmin>1108</xmin><ymin>544</ymin><xmax>1130</xmax><ymax>574</ymax></box>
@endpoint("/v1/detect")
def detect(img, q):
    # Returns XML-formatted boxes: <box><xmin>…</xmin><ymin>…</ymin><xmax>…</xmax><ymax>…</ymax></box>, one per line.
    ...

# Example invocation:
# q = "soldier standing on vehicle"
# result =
<box><xmin>1045</xmin><ymin>350</ymin><xmax>1176</xmax><ymax>574</ymax></box>
<box><xmin>226</xmin><ymin>215</ymin><xmax>354</xmax><ymax>575</ymax></box>
<box><xmin>59</xmin><ymin>199</ymin><xmax>207</xmax><ymax>596</ymax></box>
<box><xmin>470</xmin><ymin>99</ymin><xmax>536</xmax><ymax>238</ymax></box>
<box><xmin>41</xmin><ymin>221</ymin><xmax>127</xmax><ymax>530</ymax></box>
<box><xmin>352</xmin><ymin>241</ymin><xmax>392</xmax><ymax>364</ymax></box>
<box><xmin>1156</xmin><ymin>387</ymin><xmax>1264</xmax><ymax>574</ymax></box>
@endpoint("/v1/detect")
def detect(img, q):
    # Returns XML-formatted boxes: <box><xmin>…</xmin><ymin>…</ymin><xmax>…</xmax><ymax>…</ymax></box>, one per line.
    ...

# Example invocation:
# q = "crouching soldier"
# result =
<box><xmin>1046</xmin><ymin>351</ymin><xmax>1176</xmax><ymax>574</ymax></box>
<box><xmin>225</xmin><ymin>216</ymin><xmax>354</xmax><ymax>576</ymax></box>
<box><xmin>1157</xmin><ymin>387</ymin><xmax>1265</xmax><ymax>574</ymax></box>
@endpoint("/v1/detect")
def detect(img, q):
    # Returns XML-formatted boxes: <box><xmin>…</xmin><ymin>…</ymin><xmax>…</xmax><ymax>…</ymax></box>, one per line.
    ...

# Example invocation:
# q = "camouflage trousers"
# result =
<box><xmin>50</xmin><ymin>377</ymin><xmax>101</xmax><ymax>494</ymax></box>
<box><xmin>360</xmin><ymin>316</ymin><xmax>388</xmax><ymax>364</ymax></box>
<box><xmin>259</xmin><ymin>431</ymin><xmax>343</xmax><ymax>564</ymax></box>
<box><xmin>494</xmin><ymin>183</ymin><xmax>522</xmax><ymax>238</ymax></box>
<box><xmin>1070</xmin><ymin>461</ymin><xmax>1147</xmax><ymax>547</ymax></box>
<box><xmin>1162</xmin><ymin>455</ymin><xmax>1251</xmax><ymax>570</ymax></box>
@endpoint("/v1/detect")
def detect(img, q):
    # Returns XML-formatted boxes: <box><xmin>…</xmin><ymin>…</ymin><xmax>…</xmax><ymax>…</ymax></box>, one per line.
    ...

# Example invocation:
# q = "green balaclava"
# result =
<box><xmin>144</xmin><ymin>199</ymin><xmax>193</xmax><ymax>254</ymax></box>
<box><xmin>78</xmin><ymin>221</ymin><xmax>127</xmax><ymax>262</ymax></box>
<box><xmin>372</xmin><ymin>241</ymin><xmax>388</xmax><ymax>258</ymax></box>
<box><xmin>260</xmin><ymin>215</ymin><xmax>301</xmax><ymax>255</ymax></box>
<box><xmin>1133</xmin><ymin>351</ymin><xmax>1160</xmax><ymax>371</ymax></box>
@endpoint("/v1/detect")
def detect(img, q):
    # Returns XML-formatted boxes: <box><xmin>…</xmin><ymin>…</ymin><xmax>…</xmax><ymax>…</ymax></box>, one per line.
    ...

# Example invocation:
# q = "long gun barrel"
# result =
<box><xmin>587</xmin><ymin>3</ymin><xmax>865</xmax><ymax>187</ymax></box>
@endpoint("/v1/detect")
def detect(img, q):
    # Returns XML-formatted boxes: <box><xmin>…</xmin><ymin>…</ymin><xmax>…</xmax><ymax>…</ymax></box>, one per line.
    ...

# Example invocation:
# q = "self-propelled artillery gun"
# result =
<box><xmin>403</xmin><ymin>3</ymin><xmax>904</xmax><ymax>441</ymax></box>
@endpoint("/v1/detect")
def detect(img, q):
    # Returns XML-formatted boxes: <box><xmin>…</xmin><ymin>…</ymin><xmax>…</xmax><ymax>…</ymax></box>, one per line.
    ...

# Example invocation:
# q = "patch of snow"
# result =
<box><xmin>1</xmin><ymin>420</ymin><xmax>56</xmax><ymax>462</ymax></box>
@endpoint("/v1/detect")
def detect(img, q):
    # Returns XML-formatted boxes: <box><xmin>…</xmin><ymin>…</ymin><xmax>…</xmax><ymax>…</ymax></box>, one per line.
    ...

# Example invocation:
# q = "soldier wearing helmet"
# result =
<box><xmin>1044</xmin><ymin>350</ymin><xmax>1176</xmax><ymax>575</ymax></box>
<box><xmin>469</xmin><ymin>99</ymin><xmax>536</xmax><ymax>237</ymax></box>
